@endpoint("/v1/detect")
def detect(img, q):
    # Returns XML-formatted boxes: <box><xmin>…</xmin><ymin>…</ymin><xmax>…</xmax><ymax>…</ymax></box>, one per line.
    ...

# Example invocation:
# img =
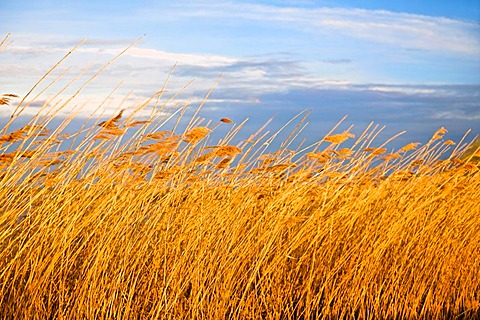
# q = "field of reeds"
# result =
<box><xmin>1</xmin><ymin>35</ymin><xmax>480</xmax><ymax>319</ymax></box>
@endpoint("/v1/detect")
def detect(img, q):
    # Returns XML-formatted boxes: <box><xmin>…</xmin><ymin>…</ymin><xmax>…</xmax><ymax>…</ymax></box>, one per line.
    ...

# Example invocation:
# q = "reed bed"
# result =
<box><xmin>1</xmin><ymin>35</ymin><xmax>479</xmax><ymax>319</ymax></box>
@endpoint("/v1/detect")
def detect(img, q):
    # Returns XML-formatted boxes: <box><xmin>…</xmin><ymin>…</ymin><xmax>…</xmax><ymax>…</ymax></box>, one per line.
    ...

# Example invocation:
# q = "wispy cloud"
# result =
<box><xmin>321</xmin><ymin>59</ymin><xmax>351</xmax><ymax>64</ymax></box>
<box><xmin>154</xmin><ymin>2</ymin><xmax>480</xmax><ymax>55</ymax></box>
<box><xmin>117</xmin><ymin>47</ymin><xmax>239</xmax><ymax>68</ymax></box>
<box><xmin>1</xmin><ymin>0</ymin><xmax>478</xmax><ymax>146</ymax></box>
<box><xmin>432</xmin><ymin>111</ymin><xmax>480</xmax><ymax>121</ymax></box>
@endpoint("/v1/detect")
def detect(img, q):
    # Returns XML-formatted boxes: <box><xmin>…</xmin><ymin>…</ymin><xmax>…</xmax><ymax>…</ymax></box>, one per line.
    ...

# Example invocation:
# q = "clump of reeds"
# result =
<box><xmin>0</xmin><ymin>35</ymin><xmax>479</xmax><ymax>319</ymax></box>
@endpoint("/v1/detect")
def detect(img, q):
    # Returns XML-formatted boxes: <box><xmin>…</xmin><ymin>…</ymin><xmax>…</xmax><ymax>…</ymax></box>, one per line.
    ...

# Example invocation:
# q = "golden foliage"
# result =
<box><xmin>0</xmin><ymin>111</ymin><xmax>477</xmax><ymax>319</ymax></box>
<box><xmin>213</xmin><ymin>145</ymin><xmax>242</xmax><ymax>157</ymax></box>
<box><xmin>98</xmin><ymin>109</ymin><xmax>125</xmax><ymax>129</ymax></box>
<box><xmin>216</xmin><ymin>157</ymin><xmax>233</xmax><ymax>169</ymax></box>
<box><xmin>182</xmin><ymin>127</ymin><xmax>211</xmax><ymax>143</ymax></box>
<box><xmin>126</xmin><ymin>120</ymin><xmax>151</xmax><ymax>127</ymax></box>
<box><xmin>220</xmin><ymin>117</ymin><xmax>233</xmax><ymax>124</ymax></box>
<box><xmin>323</xmin><ymin>131</ymin><xmax>355</xmax><ymax>144</ymax></box>
<box><xmin>0</xmin><ymin>46</ymin><xmax>478</xmax><ymax>319</ymax></box>
<box><xmin>444</xmin><ymin>139</ymin><xmax>456</xmax><ymax>145</ymax></box>
<box><xmin>399</xmin><ymin>142</ymin><xmax>420</xmax><ymax>152</ymax></box>
<box><xmin>0</xmin><ymin>93</ymin><xmax>19</xmax><ymax>106</ymax></box>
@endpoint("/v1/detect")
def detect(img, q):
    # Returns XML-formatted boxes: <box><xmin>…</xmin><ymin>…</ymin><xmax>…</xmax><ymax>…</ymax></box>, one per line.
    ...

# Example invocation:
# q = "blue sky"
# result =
<box><xmin>1</xmin><ymin>0</ymin><xmax>479</xmax><ymax>148</ymax></box>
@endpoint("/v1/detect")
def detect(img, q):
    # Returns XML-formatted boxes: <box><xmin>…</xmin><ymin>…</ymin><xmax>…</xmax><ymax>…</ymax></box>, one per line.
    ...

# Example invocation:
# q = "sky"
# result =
<box><xmin>1</xmin><ymin>0</ymin><xmax>479</xmax><ymax>149</ymax></box>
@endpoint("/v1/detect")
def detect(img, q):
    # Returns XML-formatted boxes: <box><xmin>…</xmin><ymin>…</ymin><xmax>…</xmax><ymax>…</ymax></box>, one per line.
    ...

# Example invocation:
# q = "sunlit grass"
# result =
<box><xmin>1</xmin><ymin>34</ymin><xmax>479</xmax><ymax>319</ymax></box>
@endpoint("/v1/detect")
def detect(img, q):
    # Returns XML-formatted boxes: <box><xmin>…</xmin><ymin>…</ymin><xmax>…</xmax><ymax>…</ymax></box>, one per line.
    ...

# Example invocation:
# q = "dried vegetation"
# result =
<box><xmin>1</xmin><ymin>34</ymin><xmax>479</xmax><ymax>319</ymax></box>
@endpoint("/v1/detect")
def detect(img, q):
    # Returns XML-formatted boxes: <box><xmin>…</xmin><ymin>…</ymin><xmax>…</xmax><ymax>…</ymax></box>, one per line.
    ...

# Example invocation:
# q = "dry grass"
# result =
<box><xmin>1</xmin><ymin>36</ymin><xmax>479</xmax><ymax>319</ymax></box>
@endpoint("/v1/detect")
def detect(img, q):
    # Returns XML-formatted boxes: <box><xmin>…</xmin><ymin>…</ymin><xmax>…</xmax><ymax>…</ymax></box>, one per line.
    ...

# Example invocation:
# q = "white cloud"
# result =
<box><xmin>5</xmin><ymin>42</ymin><xmax>240</xmax><ymax>68</ymax></box>
<box><xmin>159</xmin><ymin>2</ymin><xmax>480</xmax><ymax>55</ymax></box>
<box><xmin>432</xmin><ymin>111</ymin><xmax>480</xmax><ymax>121</ymax></box>
<box><xmin>120</xmin><ymin>47</ymin><xmax>239</xmax><ymax>67</ymax></box>
<box><xmin>367</xmin><ymin>86</ymin><xmax>438</xmax><ymax>95</ymax></box>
